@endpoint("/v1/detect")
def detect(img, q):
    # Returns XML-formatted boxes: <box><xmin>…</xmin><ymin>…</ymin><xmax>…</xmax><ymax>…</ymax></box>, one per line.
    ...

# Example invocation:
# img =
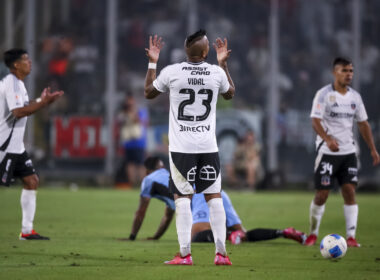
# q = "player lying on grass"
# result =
<box><xmin>120</xmin><ymin>156</ymin><xmax>175</xmax><ymax>241</ymax></box>
<box><xmin>123</xmin><ymin>156</ymin><xmax>305</xmax><ymax>245</ymax></box>
<box><xmin>191</xmin><ymin>191</ymin><xmax>306</xmax><ymax>245</ymax></box>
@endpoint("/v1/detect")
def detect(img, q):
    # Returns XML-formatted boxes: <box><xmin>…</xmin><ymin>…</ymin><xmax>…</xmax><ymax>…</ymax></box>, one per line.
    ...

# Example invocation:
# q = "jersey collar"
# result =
<box><xmin>186</xmin><ymin>61</ymin><xmax>205</xmax><ymax>65</ymax></box>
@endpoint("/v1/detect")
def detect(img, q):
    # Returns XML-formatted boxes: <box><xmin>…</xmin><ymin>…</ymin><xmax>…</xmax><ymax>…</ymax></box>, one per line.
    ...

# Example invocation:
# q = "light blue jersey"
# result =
<box><xmin>191</xmin><ymin>190</ymin><xmax>241</xmax><ymax>227</ymax></box>
<box><xmin>140</xmin><ymin>168</ymin><xmax>175</xmax><ymax>210</ymax></box>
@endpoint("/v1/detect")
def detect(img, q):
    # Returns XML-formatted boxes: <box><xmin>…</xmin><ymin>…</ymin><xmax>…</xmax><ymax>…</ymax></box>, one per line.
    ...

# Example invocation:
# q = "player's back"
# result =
<box><xmin>154</xmin><ymin>61</ymin><xmax>230</xmax><ymax>153</ymax></box>
<box><xmin>140</xmin><ymin>168</ymin><xmax>175</xmax><ymax>210</ymax></box>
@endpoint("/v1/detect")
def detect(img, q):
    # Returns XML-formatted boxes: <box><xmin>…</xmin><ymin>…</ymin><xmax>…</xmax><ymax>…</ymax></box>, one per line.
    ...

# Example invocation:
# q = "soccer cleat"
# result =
<box><xmin>347</xmin><ymin>237</ymin><xmax>361</xmax><ymax>247</ymax></box>
<box><xmin>283</xmin><ymin>227</ymin><xmax>307</xmax><ymax>244</ymax></box>
<box><xmin>164</xmin><ymin>253</ymin><xmax>193</xmax><ymax>265</ymax></box>
<box><xmin>214</xmin><ymin>253</ymin><xmax>232</xmax><ymax>265</ymax></box>
<box><xmin>304</xmin><ymin>234</ymin><xmax>317</xmax><ymax>246</ymax></box>
<box><xmin>19</xmin><ymin>229</ymin><xmax>50</xmax><ymax>240</ymax></box>
<box><xmin>229</xmin><ymin>230</ymin><xmax>245</xmax><ymax>245</ymax></box>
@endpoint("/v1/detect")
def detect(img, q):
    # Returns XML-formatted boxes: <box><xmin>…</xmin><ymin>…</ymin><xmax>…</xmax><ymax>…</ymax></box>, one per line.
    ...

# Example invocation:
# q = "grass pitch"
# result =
<box><xmin>1</xmin><ymin>187</ymin><xmax>380</xmax><ymax>280</ymax></box>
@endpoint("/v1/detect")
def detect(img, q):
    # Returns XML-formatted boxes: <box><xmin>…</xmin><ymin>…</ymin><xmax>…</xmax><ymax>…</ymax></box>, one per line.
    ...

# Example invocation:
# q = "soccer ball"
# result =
<box><xmin>320</xmin><ymin>234</ymin><xmax>347</xmax><ymax>259</ymax></box>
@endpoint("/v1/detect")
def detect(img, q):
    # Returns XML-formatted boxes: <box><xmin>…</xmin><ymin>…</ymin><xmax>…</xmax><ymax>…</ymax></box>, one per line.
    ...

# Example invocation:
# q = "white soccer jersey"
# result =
<box><xmin>0</xmin><ymin>74</ymin><xmax>28</xmax><ymax>154</ymax></box>
<box><xmin>310</xmin><ymin>84</ymin><xmax>368</xmax><ymax>155</ymax></box>
<box><xmin>153</xmin><ymin>61</ymin><xmax>230</xmax><ymax>153</ymax></box>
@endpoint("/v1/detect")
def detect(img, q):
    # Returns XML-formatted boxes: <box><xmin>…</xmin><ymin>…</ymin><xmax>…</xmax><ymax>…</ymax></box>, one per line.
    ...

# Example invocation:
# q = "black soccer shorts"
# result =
<box><xmin>0</xmin><ymin>151</ymin><xmax>36</xmax><ymax>187</ymax></box>
<box><xmin>314</xmin><ymin>153</ymin><xmax>358</xmax><ymax>190</ymax></box>
<box><xmin>169</xmin><ymin>151</ymin><xmax>221</xmax><ymax>195</ymax></box>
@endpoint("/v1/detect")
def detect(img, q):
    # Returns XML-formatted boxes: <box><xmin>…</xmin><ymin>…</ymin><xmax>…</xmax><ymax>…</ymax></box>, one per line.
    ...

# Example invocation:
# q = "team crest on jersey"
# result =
<box><xmin>321</xmin><ymin>175</ymin><xmax>331</xmax><ymax>186</ymax></box>
<box><xmin>187</xmin><ymin>166</ymin><xmax>197</xmax><ymax>181</ymax></box>
<box><xmin>329</xmin><ymin>95</ymin><xmax>336</xmax><ymax>103</ymax></box>
<box><xmin>25</xmin><ymin>159</ymin><xmax>33</xmax><ymax>167</ymax></box>
<box><xmin>200</xmin><ymin>165</ymin><xmax>217</xmax><ymax>181</ymax></box>
<box><xmin>351</xmin><ymin>103</ymin><xmax>356</xmax><ymax>110</ymax></box>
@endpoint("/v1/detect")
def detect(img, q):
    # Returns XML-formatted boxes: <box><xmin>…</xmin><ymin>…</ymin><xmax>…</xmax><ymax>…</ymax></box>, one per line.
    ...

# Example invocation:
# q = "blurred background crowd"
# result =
<box><xmin>1</xmin><ymin>0</ymin><xmax>380</xmax><ymax>190</ymax></box>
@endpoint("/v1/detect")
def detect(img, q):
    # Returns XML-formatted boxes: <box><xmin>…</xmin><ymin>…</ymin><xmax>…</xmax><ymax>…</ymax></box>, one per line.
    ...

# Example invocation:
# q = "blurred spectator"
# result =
<box><xmin>48</xmin><ymin>36</ymin><xmax>73</xmax><ymax>91</ymax></box>
<box><xmin>68</xmin><ymin>34</ymin><xmax>100</xmax><ymax>113</ymax></box>
<box><xmin>117</xmin><ymin>94</ymin><xmax>149</xmax><ymax>186</ymax></box>
<box><xmin>226</xmin><ymin>130</ymin><xmax>263</xmax><ymax>191</ymax></box>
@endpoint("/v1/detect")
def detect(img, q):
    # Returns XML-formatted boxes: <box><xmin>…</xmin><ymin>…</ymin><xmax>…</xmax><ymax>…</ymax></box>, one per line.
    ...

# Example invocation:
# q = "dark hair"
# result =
<box><xmin>333</xmin><ymin>57</ymin><xmax>352</xmax><ymax>68</ymax></box>
<box><xmin>144</xmin><ymin>156</ymin><xmax>161</xmax><ymax>171</ymax></box>
<box><xmin>185</xmin><ymin>29</ymin><xmax>207</xmax><ymax>47</ymax></box>
<box><xmin>3</xmin><ymin>48</ymin><xmax>28</xmax><ymax>69</ymax></box>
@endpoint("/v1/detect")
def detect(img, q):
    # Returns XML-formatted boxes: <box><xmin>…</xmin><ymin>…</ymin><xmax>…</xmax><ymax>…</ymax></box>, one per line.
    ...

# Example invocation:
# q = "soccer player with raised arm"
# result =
<box><xmin>144</xmin><ymin>29</ymin><xmax>235</xmax><ymax>265</ymax></box>
<box><xmin>0</xmin><ymin>49</ymin><xmax>64</xmax><ymax>240</ymax></box>
<box><xmin>305</xmin><ymin>57</ymin><xmax>380</xmax><ymax>247</ymax></box>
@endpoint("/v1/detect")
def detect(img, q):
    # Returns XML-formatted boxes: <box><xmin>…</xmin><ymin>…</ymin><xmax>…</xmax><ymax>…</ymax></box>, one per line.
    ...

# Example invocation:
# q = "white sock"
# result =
<box><xmin>207</xmin><ymin>198</ymin><xmax>227</xmax><ymax>256</ymax></box>
<box><xmin>175</xmin><ymin>198</ymin><xmax>192</xmax><ymax>257</ymax></box>
<box><xmin>20</xmin><ymin>189</ymin><xmax>37</xmax><ymax>234</ymax></box>
<box><xmin>344</xmin><ymin>204</ymin><xmax>358</xmax><ymax>238</ymax></box>
<box><xmin>309</xmin><ymin>200</ymin><xmax>325</xmax><ymax>236</ymax></box>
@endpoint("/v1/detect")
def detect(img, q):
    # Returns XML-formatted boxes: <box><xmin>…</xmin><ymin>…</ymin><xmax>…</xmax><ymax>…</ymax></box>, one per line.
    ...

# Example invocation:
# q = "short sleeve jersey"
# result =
<box><xmin>140</xmin><ymin>168</ymin><xmax>175</xmax><ymax>210</ymax></box>
<box><xmin>191</xmin><ymin>190</ymin><xmax>241</xmax><ymax>227</ymax></box>
<box><xmin>153</xmin><ymin>61</ymin><xmax>230</xmax><ymax>153</ymax></box>
<box><xmin>310</xmin><ymin>84</ymin><xmax>368</xmax><ymax>155</ymax></box>
<box><xmin>0</xmin><ymin>74</ymin><xmax>28</xmax><ymax>154</ymax></box>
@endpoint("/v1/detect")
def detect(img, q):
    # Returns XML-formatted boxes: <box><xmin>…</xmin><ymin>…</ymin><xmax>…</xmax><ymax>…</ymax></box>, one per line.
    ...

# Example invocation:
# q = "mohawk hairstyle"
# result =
<box><xmin>144</xmin><ymin>156</ymin><xmax>161</xmax><ymax>171</ymax></box>
<box><xmin>333</xmin><ymin>57</ymin><xmax>352</xmax><ymax>68</ymax></box>
<box><xmin>185</xmin><ymin>29</ymin><xmax>207</xmax><ymax>47</ymax></box>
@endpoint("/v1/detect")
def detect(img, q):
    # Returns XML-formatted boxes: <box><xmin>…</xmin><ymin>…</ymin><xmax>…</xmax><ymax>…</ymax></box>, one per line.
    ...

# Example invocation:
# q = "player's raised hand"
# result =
<box><xmin>213</xmin><ymin>37</ymin><xmax>231</xmax><ymax>66</ymax></box>
<box><xmin>40</xmin><ymin>87</ymin><xmax>64</xmax><ymax>105</ymax></box>
<box><xmin>145</xmin><ymin>35</ymin><xmax>164</xmax><ymax>63</ymax></box>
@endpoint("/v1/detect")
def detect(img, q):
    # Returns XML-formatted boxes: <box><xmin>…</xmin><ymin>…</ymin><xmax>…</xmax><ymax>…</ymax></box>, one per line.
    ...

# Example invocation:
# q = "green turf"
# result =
<box><xmin>1</xmin><ymin>187</ymin><xmax>380</xmax><ymax>280</ymax></box>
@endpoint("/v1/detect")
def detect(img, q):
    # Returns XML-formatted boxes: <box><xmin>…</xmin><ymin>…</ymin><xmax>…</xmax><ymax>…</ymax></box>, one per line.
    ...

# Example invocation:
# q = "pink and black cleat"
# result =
<box><xmin>229</xmin><ymin>230</ymin><xmax>246</xmax><ymax>245</ymax></box>
<box><xmin>164</xmin><ymin>253</ymin><xmax>193</xmax><ymax>265</ymax></box>
<box><xmin>19</xmin><ymin>229</ymin><xmax>50</xmax><ymax>240</ymax></box>
<box><xmin>283</xmin><ymin>227</ymin><xmax>307</xmax><ymax>244</ymax></box>
<box><xmin>347</xmin><ymin>237</ymin><xmax>361</xmax><ymax>247</ymax></box>
<box><xmin>214</xmin><ymin>253</ymin><xmax>232</xmax><ymax>265</ymax></box>
<box><xmin>304</xmin><ymin>234</ymin><xmax>317</xmax><ymax>246</ymax></box>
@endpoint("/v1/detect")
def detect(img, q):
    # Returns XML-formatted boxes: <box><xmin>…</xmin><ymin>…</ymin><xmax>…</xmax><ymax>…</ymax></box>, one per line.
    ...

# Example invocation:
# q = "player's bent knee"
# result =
<box><xmin>315</xmin><ymin>190</ymin><xmax>329</xmax><ymax>205</ymax></box>
<box><xmin>23</xmin><ymin>174</ymin><xmax>39</xmax><ymax>190</ymax></box>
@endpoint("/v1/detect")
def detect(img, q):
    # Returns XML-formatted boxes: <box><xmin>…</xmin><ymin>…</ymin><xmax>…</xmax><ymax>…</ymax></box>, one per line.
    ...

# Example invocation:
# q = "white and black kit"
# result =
<box><xmin>0</xmin><ymin>74</ymin><xmax>35</xmax><ymax>186</ymax></box>
<box><xmin>153</xmin><ymin>61</ymin><xmax>230</xmax><ymax>195</ymax></box>
<box><xmin>310</xmin><ymin>84</ymin><xmax>368</xmax><ymax>189</ymax></box>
